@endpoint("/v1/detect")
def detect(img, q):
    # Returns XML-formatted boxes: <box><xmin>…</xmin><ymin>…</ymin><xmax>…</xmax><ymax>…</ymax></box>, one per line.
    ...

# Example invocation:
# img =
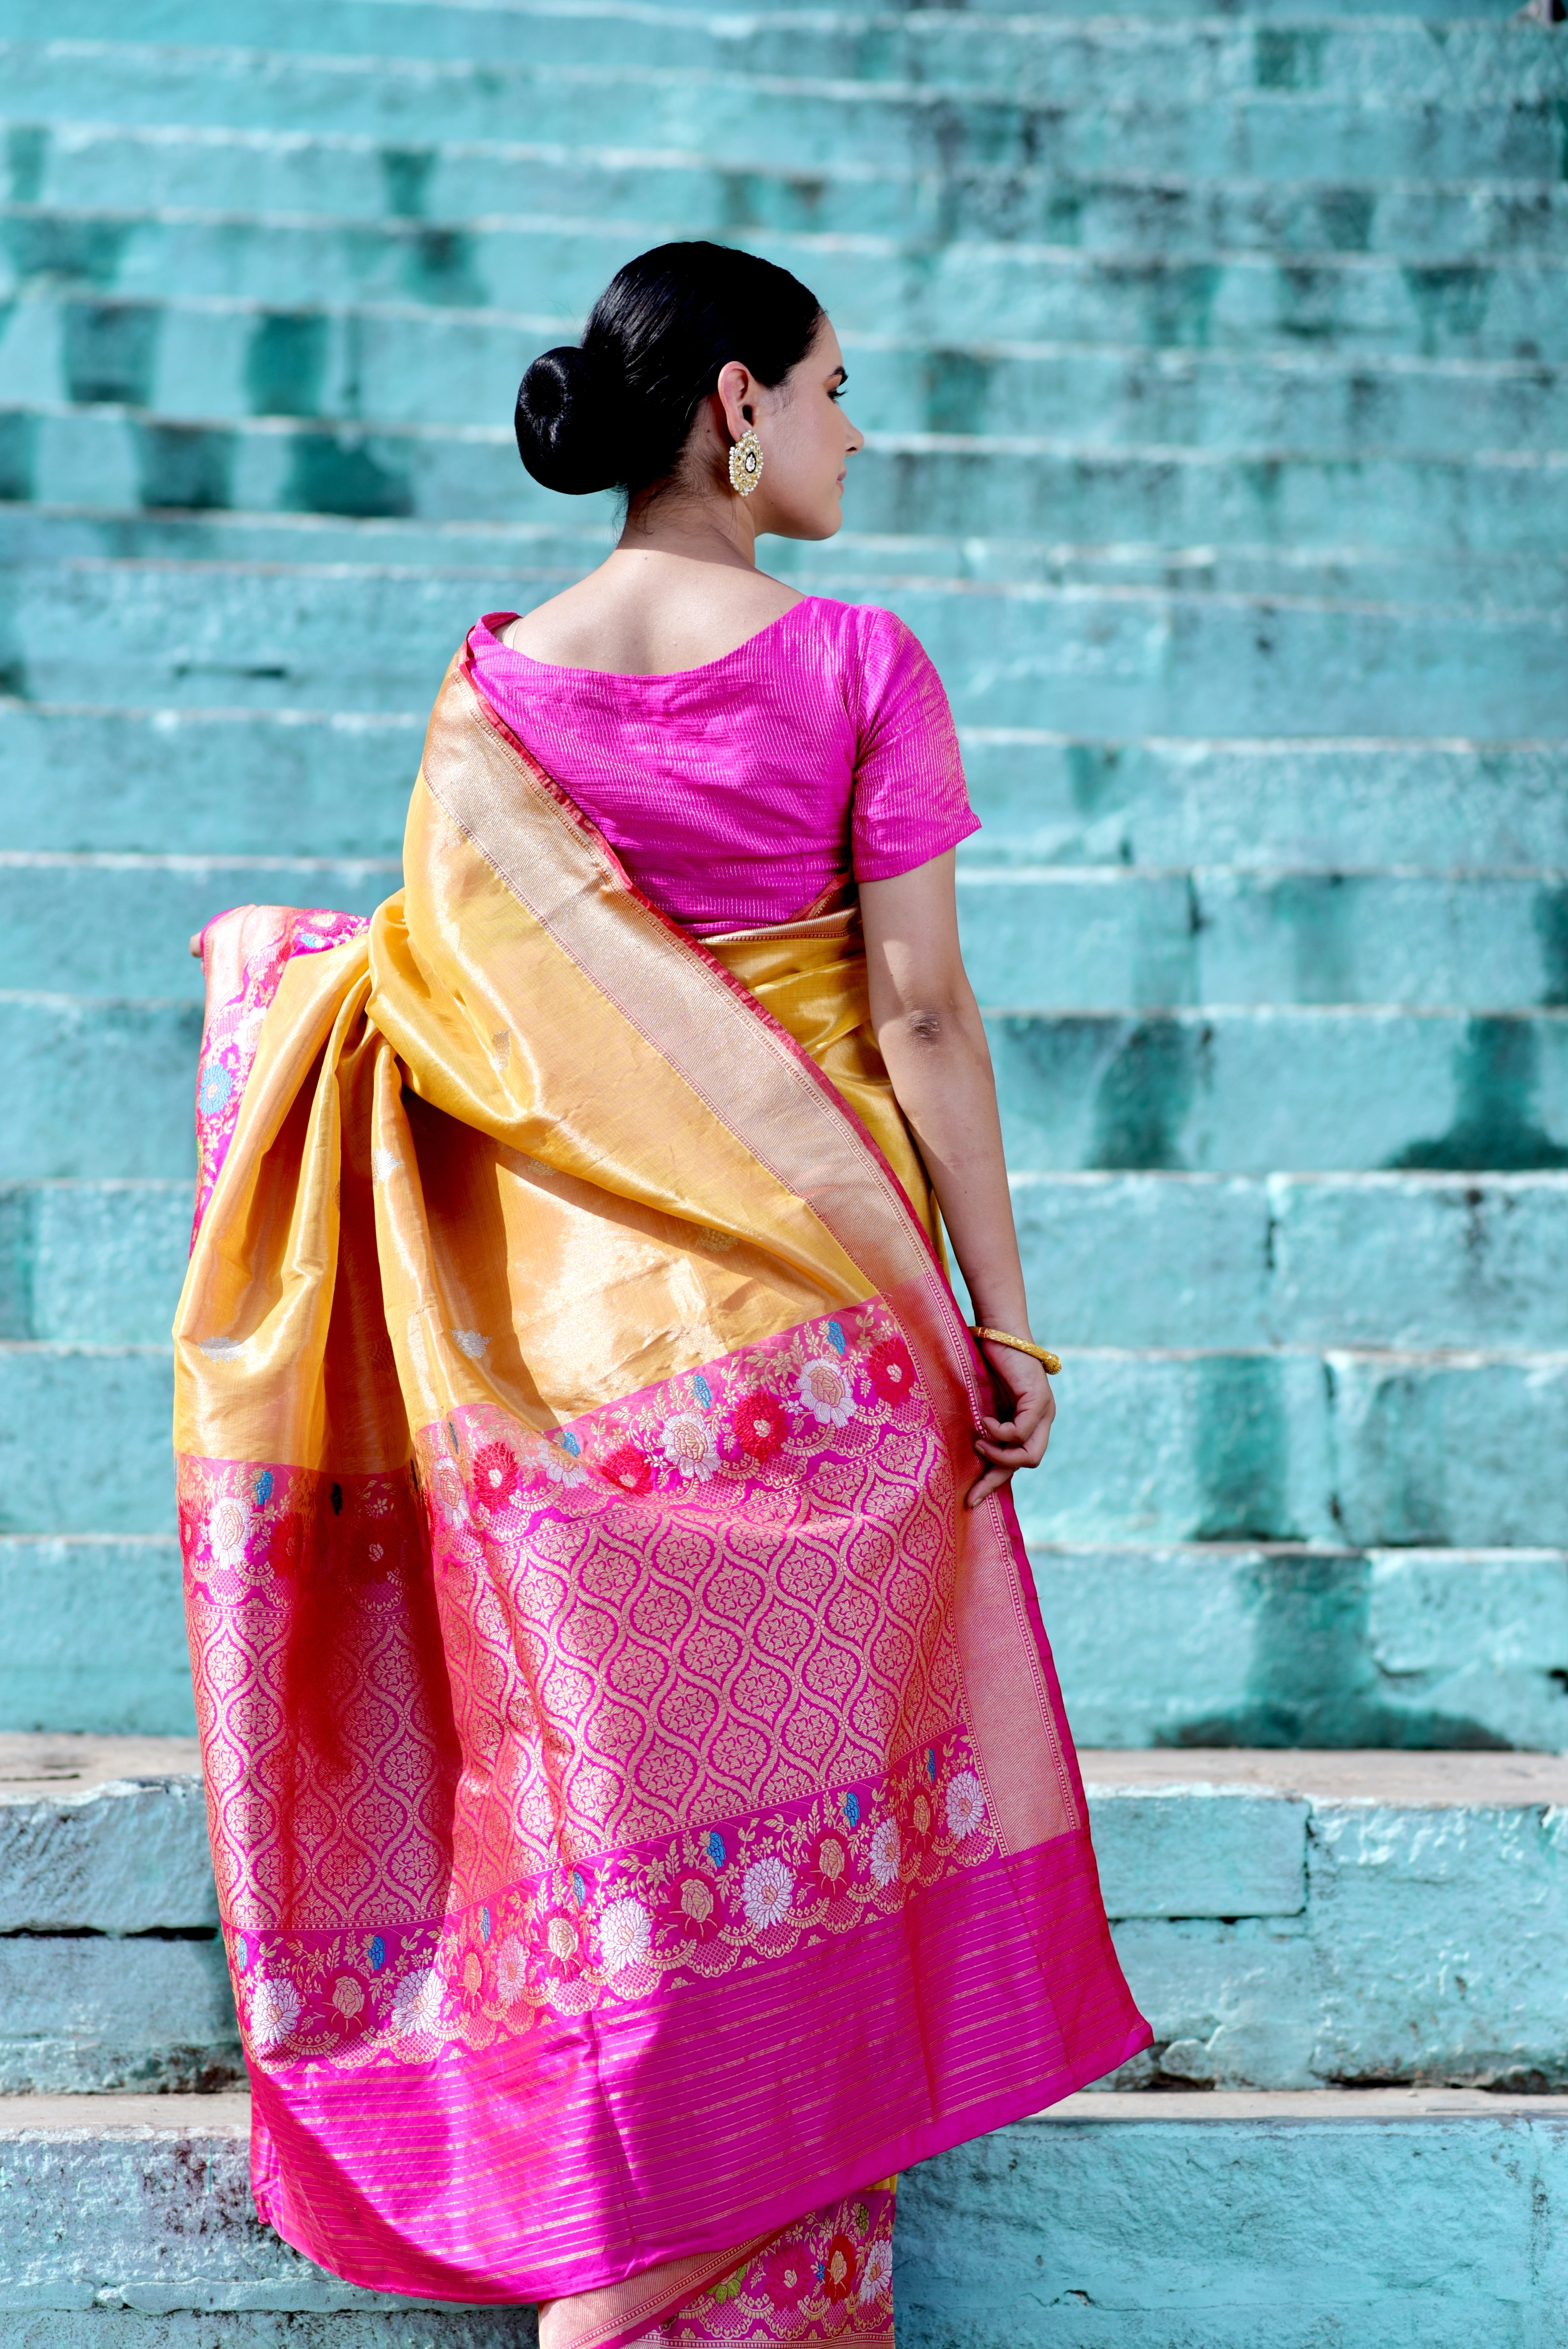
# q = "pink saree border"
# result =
<box><xmin>249</xmin><ymin>1827</ymin><xmax>1146</xmax><ymax>2306</ymax></box>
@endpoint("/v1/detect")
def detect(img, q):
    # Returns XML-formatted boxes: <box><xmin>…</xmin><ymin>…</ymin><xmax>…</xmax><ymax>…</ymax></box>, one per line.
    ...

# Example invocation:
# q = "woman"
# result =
<box><xmin>176</xmin><ymin>241</ymin><xmax>1147</xmax><ymax>2347</ymax></box>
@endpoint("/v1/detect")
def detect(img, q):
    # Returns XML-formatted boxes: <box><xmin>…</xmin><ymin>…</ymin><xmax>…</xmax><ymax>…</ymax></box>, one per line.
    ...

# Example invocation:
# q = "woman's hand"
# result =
<box><xmin>968</xmin><ymin>1340</ymin><xmax>1055</xmax><ymax>1508</ymax></box>
<box><xmin>189</xmin><ymin>929</ymin><xmax>204</xmax><ymax>959</ymax></box>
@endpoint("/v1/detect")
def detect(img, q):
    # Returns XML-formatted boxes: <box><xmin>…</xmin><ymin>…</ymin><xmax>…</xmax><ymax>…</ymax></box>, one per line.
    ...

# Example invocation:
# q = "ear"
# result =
<box><xmin>714</xmin><ymin>359</ymin><xmax>757</xmax><ymax>440</ymax></box>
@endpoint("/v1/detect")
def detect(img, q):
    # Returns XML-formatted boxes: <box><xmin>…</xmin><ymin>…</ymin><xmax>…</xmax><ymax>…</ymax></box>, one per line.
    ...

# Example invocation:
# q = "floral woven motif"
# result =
<box><xmin>191</xmin><ymin>905</ymin><xmax>369</xmax><ymax>1237</ymax></box>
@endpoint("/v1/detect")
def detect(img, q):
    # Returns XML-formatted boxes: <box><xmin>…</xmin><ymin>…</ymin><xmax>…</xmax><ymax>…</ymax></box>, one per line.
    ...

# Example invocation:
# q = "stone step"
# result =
<box><xmin>5</xmin><ymin>996</ymin><xmax>1568</xmax><ymax>1180</ymax></box>
<box><xmin>989</xmin><ymin>1006</ymin><xmax>1568</xmax><ymax>1173</ymax></box>
<box><xmin>10</xmin><ymin>1169</ymin><xmax>1568</xmax><ymax>1349</ymax></box>
<box><xmin>966</xmin><ymin>869</ymin><xmax>1568</xmax><ymax>1010</ymax></box>
<box><xmin>959</xmin><ymin>735</ymin><xmax>1568</xmax><ymax>870</ymax></box>
<box><xmin>4</xmin><ymin>507</ymin><xmax>1556</xmax><ymax>628</ymax></box>
<box><xmin>6</xmin><ymin>205</ymin><xmax>1568</xmax><ymax>362</ymax></box>
<box><xmin>6</xmin><ymin>857</ymin><xmax>1567</xmax><ymax>1012</ymax></box>
<box><xmin>0</xmin><ymin>857</ymin><xmax>396</xmax><ymax>1001</ymax></box>
<box><xmin>4</xmin><ymin>1740</ymin><xmax>1568</xmax><ymax>2097</ymax></box>
<box><xmin>3</xmin><ymin>561</ymin><xmax>1563</xmax><ymax>736</ymax></box>
<box><xmin>0</xmin><ymin>1538</ymin><xmax>194</xmax><ymax>1735</ymax></box>
<box><xmin>5</xmin><ymin>1335</ymin><xmax>1567</xmax><ymax>1545</ymax></box>
<box><xmin>11</xmin><ymin>121</ymin><xmax>1568</xmax><ymax>258</ymax></box>
<box><xmin>5</xmin><ymin>41</ymin><xmax>1566</xmax><ymax>184</ymax></box>
<box><xmin>7</xmin><ymin>413</ymin><xmax>1564</xmax><ymax>561</ymax></box>
<box><xmin>1019</xmin><ymin>1346</ymin><xmax>1568</xmax><ymax>1549</ymax></box>
<box><xmin>2</xmin><ymin>2090</ymin><xmax>1564</xmax><ymax>2345</ymax></box>
<box><xmin>1012</xmin><ymin>1171</ymin><xmax>1568</xmax><ymax>1348</ymax></box>
<box><xmin>6</xmin><ymin>9</ymin><xmax>1568</xmax><ymax>112</ymax></box>
<box><xmin>0</xmin><ymin>704</ymin><xmax>422</xmax><ymax>858</ymax></box>
<box><xmin>2</xmin><ymin>704</ymin><xmax>1560</xmax><ymax>870</ymax></box>
<box><xmin>6</xmin><ymin>291</ymin><xmax>1562</xmax><ymax>451</ymax></box>
<box><xmin>8</xmin><ymin>1527</ymin><xmax>1566</xmax><ymax>1753</ymax></box>
<box><xmin>1039</xmin><ymin>1543</ymin><xmax>1568</xmax><ymax>1751</ymax></box>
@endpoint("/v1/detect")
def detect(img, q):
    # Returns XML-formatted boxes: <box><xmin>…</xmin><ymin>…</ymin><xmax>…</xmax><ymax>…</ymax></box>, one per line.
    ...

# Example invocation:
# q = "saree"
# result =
<box><xmin>173</xmin><ymin>642</ymin><xmax>1150</xmax><ymax>2342</ymax></box>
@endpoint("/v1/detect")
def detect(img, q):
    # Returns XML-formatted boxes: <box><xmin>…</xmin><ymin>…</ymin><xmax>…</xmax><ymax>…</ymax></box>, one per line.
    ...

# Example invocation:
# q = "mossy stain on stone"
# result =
<box><xmin>5</xmin><ymin>126</ymin><xmax>47</xmax><ymax>207</ymax></box>
<box><xmin>62</xmin><ymin>302</ymin><xmax>159</xmax><ymax>408</ymax></box>
<box><xmin>244</xmin><ymin>312</ymin><xmax>330</xmax><ymax>419</ymax></box>
<box><xmin>1089</xmin><ymin>1017</ymin><xmax>1197</xmax><ymax>1169</ymax></box>
<box><xmin>135</xmin><ymin>425</ymin><xmax>235</xmax><ymax>513</ymax></box>
<box><xmin>1389</xmin><ymin>1016</ymin><xmax>1568</xmax><ymax>1171</ymax></box>
<box><xmin>1193</xmin><ymin>1355</ymin><xmax>1294</xmax><ymax>1543</ymax></box>
<box><xmin>283</xmin><ymin>430</ymin><xmax>413</xmax><ymax>519</ymax></box>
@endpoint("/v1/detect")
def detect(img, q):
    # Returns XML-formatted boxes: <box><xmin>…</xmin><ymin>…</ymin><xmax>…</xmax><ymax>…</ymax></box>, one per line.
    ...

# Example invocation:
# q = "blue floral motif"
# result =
<box><xmin>691</xmin><ymin>1372</ymin><xmax>713</xmax><ymax>1409</ymax></box>
<box><xmin>842</xmin><ymin>1790</ymin><xmax>861</xmax><ymax>1827</ymax></box>
<box><xmin>827</xmin><ymin>1321</ymin><xmax>847</xmax><ymax>1355</ymax></box>
<box><xmin>571</xmin><ymin>1869</ymin><xmax>587</xmax><ymax>1907</ymax></box>
<box><xmin>253</xmin><ymin>1469</ymin><xmax>274</xmax><ymax>1507</ymax></box>
<box><xmin>368</xmin><ymin>1935</ymin><xmax>386</xmax><ymax>1973</ymax></box>
<box><xmin>926</xmin><ymin>1748</ymin><xmax>937</xmax><ymax>1783</ymax></box>
<box><xmin>560</xmin><ymin>1431</ymin><xmax>581</xmax><ymax>1458</ymax></box>
<box><xmin>479</xmin><ymin>1906</ymin><xmax>492</xmax><ymax>1943</ymax></box>
<box><xmin>233</xmin><ymin>1933</ymin><xmax>250</xmax><ymax>1973</ymax></box>
<box><xmin>298</xmin><ymin>931</ymin><xmax>323</xmax><ymax>949</ymax></box>
<box><xmin>705</xmin><ymin>1830</ymin><xmax>726</xmax><ymax>1870</ymax></box>
<box><xmin>198</xmin><ymin>1062</ymin><xmax>233</xmax><ymax>1116</ymax></box>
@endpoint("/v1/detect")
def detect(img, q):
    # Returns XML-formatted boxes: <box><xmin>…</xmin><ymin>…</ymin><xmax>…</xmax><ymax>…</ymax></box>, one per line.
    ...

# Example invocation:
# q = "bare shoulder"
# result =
<box><xmin>501</xmin><ymin>557</ymin><xmax>806</xmax><ymax>676</ymax></box>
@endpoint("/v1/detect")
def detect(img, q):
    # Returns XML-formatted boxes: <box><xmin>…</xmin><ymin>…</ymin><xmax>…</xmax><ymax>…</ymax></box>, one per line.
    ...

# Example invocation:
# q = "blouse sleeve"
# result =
<box><xmin>848</xmin><ymin>609</ymin><xmax>980</xmax><ymax>881</ymax></box>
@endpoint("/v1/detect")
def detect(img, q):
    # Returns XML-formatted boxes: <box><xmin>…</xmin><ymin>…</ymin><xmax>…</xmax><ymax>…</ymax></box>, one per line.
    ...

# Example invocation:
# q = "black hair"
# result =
<box><xmin>514</xmin><ymin>241</ymin><xmax>824</xmax><ymax>499</ymax></box>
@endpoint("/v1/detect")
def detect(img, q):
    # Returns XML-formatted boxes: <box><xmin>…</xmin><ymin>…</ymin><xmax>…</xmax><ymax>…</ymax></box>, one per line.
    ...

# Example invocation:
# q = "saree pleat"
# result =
<box><xmin>173</xmin><ymin>647</ymin><xmax>1149</xmax><ymax>2328</ymax></box>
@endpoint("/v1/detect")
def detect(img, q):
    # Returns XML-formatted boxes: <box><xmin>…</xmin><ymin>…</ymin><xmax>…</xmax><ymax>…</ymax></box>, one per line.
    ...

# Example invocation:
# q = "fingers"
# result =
<box><xmin>189</xmin><ymin>929</ymin><xmax>205</xmax><ymax>959</ymax></box>
<box><xmin>966</xmin><ymin>1462</ymin><xmax>1014</xmax><ymax>1508</ymax></box>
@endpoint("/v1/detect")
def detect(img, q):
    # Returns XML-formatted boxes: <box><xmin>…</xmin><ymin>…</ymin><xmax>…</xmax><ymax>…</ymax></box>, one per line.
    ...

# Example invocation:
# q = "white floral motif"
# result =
<box><xmin>496</xmin><ymin>1936</ymin><xmax>527</xmax><ymax>2003</ymax></box>
<box><xmin>208</xmin><ymin>1496</ymin><xmax>250</xmax><ymax>1568</ymax></box>
<box><xmin>946</xmin><ymin>1769</ymin><xmax>987</xmax><ymax>1839</ymax></box>
<box><xmin>393</xmin><ymin>1968</ymin><xmax>445</xmax><ymax>2037</ymax></box>
<box><xmin>869</xmin><ymin>1817</ymin><xmax>901</xmax><ymax>1888</ymax></box>
<box><xmin>659</xmin><ymin>1410</ymin><xmax>718</xmax><ymax>1481</ymax></box>
<box><xmin>450</xmin><ymin>1329</ymin><xmax>489</xmax><ymax>1360</ymax></box>
<box><xmin>795</xmin><ymin>1357</ymin><xmax>856</xmax><ymax>1429</ymax></box>
<box><xmin>742</xmin><ymin>1854</ymin><xmax>794</xmax><ymax>1930</ymax></box>
<box><xmin>599</xmin><ymin>1896</ymin><xmax>653</xmax><ymax>1974</ymax></box>
<box><xmin>248</xmin><ymin>1974</ymin><xmax>300</xmax><ymax>2046</ymax></box>
<box><xmin>859</xmin><ymin>2239</ymin><xmax>894</xmax><ymax>2303</ymax></box>
<box><xmin>540</xmin><ymin>1441</ymin><xmax>586</xmax><ymax>1489</ymax></box>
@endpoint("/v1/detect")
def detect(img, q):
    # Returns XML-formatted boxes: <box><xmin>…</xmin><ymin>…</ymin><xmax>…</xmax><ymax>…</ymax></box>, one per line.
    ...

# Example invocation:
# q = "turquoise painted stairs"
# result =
<box><xmin>1</xmin><ymin>0</ymin><xmax>1567</xmax><ymax>2340</ymax></box>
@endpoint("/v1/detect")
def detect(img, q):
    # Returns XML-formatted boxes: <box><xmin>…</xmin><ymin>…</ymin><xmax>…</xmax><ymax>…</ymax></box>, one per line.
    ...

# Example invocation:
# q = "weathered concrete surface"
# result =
<box><xmin>14</xmin><ymin>855</ymin><xmax>1568</xmax><ymax>1011</ymax></box>
<box><xmin>898</xmin><ymin>2090</ymin><xmax>1568</xmax><ymax>2348</ymax></box>
<box><xmin>4</xmin><ymin>1740</ymin><xmax>1566</xmax><ymax>2094</ymax></box>
<box><xmin>0</xmin><ymin>1936</ymin><xmax>239</xmax><ymax>2094</ymax></box>
<box><xmin>8</xmin><ymin>1170</ymin><xmax>1568</xmax><ymax>1352</ymax></box>
<box><xmin>9</xmin><ymin>1342</ymin><xmax>1568</xmax><ymax>1547</ymax></box>
<box><xmin>1013</xmin><ymin>1173</ymin><xmax>1568</xmax><ymax>1350</ymax></box>
<box><xmin>0</xmin><ymin>1735</ymin><xmax>212</xmax><ymax>1930</ymax></box>
<box><xmin>3</xmin><ymin>2092</ymin><xmax>1566</xmax><ymax>2345</ymax></box>
<box><xmin>1086</xmin><ymin>1749</ymin><xmax>1568</xmax><ymax>2091</ymax></box>
<box><xmin>1036</xmin><ymin>1544</ymin><xmax>1568</xmax><ymax>1751</ymax></box>
<box><xmin>5</xmin><ymin>561</ymin><xmax>1564</xmax><ymax>735</ymax></box>
<box><xmin>0</xmin><ymin>1539</ymin><xmax>194</xmax><ymax>1734</ymax></box>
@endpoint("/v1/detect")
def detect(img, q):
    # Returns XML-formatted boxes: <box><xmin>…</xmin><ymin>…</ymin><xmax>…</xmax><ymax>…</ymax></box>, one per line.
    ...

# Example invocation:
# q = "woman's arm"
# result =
<box><xmin>859</xmin><ymin>851</ymin><xmax>1054</xmax><ymax>1507</ymax></box>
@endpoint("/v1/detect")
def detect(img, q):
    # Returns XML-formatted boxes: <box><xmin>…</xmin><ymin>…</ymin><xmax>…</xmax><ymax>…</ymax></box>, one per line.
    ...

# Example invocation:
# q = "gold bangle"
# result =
<box><xmin>971</xmin><ymin>1326</ymin><xmax>1061</xmax><ymax>1375</ymax></box>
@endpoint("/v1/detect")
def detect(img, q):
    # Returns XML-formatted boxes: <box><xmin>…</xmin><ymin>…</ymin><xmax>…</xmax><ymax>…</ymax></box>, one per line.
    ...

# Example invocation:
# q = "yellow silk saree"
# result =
<box><xmin>174</xmin><ymin>643</ymin><xmax>1149</xmax><ymax>2343</ymax></box>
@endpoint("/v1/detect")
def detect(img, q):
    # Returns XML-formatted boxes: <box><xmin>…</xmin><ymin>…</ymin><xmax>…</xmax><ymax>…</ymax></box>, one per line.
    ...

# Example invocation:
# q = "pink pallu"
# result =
<box><xmin>173</xmin><ymin>647</ymin><xmax>1149</xmax><ymax>2341</ymax></box>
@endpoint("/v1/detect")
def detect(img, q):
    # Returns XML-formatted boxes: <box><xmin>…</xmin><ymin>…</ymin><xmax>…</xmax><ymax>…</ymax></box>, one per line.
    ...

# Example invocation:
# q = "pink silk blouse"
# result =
<box><xmin>467</xmin><ymin>598</ymin><xmax>978</xmax><ymax>936</ymax></box>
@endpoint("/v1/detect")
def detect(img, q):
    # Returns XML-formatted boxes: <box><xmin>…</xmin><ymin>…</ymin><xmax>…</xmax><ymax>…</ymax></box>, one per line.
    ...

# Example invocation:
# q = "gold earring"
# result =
<box><xmin>728</xmin><ymin>428</ymin><xmax>763</xmax><ymax>497</ymax></box>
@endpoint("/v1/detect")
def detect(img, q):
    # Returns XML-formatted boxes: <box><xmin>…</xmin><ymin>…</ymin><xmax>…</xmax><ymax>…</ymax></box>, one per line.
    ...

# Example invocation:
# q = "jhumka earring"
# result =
<box><xmin>728</xmin><ymin>428</ymin><xmax>763</xmax><ymax>497</ymax></box>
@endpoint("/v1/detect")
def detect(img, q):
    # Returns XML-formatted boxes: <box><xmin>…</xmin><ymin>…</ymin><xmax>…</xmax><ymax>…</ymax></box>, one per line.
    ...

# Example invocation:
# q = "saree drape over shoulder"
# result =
<box><xmin>173</xmin><ymin>644</ymin><xmax>1149</xmax><ymax>2336</ymax></box>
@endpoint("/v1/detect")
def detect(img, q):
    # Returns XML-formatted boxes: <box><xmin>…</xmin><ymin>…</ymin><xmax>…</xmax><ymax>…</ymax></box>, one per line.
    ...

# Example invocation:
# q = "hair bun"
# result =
<box><xmin>514</xmin><ymin>345</ymin><xmax>617</xmax><ymax>495</ymax></box>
